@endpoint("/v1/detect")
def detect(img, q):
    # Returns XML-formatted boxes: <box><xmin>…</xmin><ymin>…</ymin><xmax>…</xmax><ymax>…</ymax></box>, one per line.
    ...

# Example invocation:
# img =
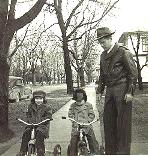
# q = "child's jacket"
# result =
<box><xmin>68</xmin><ymin>101</ymin><xmax>95</xmax><ymax>136</ymax></box>
<box><xmin>26</xmin><ymin>102</ymin><xmax>52</xmax><ymax>138</ymax></box>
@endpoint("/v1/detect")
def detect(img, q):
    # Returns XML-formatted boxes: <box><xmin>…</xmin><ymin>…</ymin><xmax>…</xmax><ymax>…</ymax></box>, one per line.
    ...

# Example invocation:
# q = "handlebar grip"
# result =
<box><xmin>62</xmin><ymin>116</ymin><xmax>66</xmax><ymax>119</ymax></box>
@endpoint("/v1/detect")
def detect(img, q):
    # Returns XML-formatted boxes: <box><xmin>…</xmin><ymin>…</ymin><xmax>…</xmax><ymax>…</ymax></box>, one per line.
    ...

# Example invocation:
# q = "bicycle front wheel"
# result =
<box><xmin>78</xmin><ymin>146</ymin><xmax>89</xmax><ymax>156</ymax></box>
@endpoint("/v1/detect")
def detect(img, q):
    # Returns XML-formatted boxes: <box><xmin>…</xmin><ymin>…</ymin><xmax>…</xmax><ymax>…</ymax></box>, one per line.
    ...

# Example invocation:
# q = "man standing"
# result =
<box><xmin>96</xmin><ymin>27</ymin><xmax>138</xmax><ymax>154</ymax></box>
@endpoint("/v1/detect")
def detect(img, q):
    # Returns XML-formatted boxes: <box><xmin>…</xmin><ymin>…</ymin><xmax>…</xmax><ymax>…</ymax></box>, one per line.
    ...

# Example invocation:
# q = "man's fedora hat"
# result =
<box><xmin>96</xmin><ymin>27</ymin><xmax>115</xmax><ymax>40</ymax></box>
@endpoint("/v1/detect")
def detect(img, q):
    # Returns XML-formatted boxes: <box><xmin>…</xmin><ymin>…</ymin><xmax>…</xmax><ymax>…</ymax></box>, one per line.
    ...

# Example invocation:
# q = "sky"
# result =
<box><xmin>108</xmin><ymin>0</ymin><xmax>148</xmax><ymax>41</ymax></box>
<box><xmin>118</xmin><ymin>0</ymin><xmax>148</xmax><ymax>31</ymax></box>
<box><xmin>15</xmin><ymin>0</ymin><xmax>148</xmax><ymax>42</ymax></box>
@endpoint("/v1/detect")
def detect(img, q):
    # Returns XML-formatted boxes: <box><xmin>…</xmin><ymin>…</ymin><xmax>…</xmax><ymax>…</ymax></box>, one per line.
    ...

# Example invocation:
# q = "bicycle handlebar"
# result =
<box><xmin>17</xmin><ymin>118</ymin><xmax>52</xmax><ymax>126</ymax></box>
<box><xmin>62</xmin><ymin>116</ymin><xmax>99</xmax><ymax>126</ymax></box>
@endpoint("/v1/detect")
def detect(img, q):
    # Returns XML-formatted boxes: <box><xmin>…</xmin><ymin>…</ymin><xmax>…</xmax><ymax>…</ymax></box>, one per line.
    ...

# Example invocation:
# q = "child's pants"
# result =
<box><xmin>20</xmin><ymin>128</ymin><xmax>45</xmax><ymax>155</ymax></box>
<box><xmin>69</xmin><ymin>129</ymin><xmax>100</xmax><ymax>156</ymax></box>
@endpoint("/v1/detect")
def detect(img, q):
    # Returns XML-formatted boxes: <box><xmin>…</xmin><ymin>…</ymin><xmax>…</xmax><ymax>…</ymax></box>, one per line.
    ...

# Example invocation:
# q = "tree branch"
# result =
<box><xmin>67</xmin><ymin>12</ymin><xmax>85</xmax><ymax>39</ymax></box>
<box><xmin>8</xmin><ymin>24</ymin><xmax>30</xmax><ymax>58</ymax></box>
<box><xmin>69</xmin><ymin>50</ymin><xmax>77</xmax><ymax>60</ymax></box>
<box><xmin>8</xmin><ymin>0</ymin><xmax>17</xmax><ymax>20</ymax></box>
<box><xmin>67</xmin><ymin>0</ymin><xmax>119</xmax><ymax>40</ymax></box>
<box><xmin>140</xmin><ymin>63</ymin><xmax>148</xmax><ymax>71</ymax></box>
<box><xmin>54</xmin><ymin>0</ymin><xmax>66</xmax><ymax>34</ymax></box>
<box><xmin>129</xmin><ymin>35</ymin><xmax>137</xmax><ymax>53</ymax></box>
<box><xmin>136</xmin><ymin>33</ymin><xmax>140</xmax><ymax>54</ymax></box>
<box><xmin>65</xmin><ymin>0</ymin><xmax>85</xmax><ymax>30</ymax></box>
<box><xmin>14</xmin><ymin>0</ymin><xmax>47</xmax><ymax>30</ymax></box>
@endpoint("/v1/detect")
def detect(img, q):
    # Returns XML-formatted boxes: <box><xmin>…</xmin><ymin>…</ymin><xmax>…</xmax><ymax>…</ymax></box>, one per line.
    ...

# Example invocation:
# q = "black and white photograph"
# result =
<box><xmin>0</xmin><ymin>0</ymin><xmax>148</xmax><ymax>155</ymax></box>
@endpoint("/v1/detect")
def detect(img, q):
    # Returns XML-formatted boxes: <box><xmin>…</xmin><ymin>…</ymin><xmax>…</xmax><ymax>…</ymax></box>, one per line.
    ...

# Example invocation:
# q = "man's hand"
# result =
<box><xmin>124</xmin><ymin>93</ymin><xmax>133</xmax><ymax>102</ymax></box>
<box><xmin>97</xmin><ymin>93</ymin><xmax>102</xmax><ymax>101</ymax></box>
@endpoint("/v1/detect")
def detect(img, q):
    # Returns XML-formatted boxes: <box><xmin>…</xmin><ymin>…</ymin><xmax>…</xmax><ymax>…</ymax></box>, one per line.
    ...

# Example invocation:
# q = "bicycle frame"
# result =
<box><xmin>62</xmin><ymin>117</ymin><xmax>99</xmax><ymax>156</ymax></box>
<box><xmin>18</xmin><ymin>118</ymin><xmax>52</xmax><ymax>156</ymax></box>
<box><xmin>77</xmin><ymin>127</ymin><xmax>90</xmax><ymax>155</ymax></box>
<box><xmin>28</xmin><ymin>127</ymin><xmax>36</xmax><ymax>148</ymax></box>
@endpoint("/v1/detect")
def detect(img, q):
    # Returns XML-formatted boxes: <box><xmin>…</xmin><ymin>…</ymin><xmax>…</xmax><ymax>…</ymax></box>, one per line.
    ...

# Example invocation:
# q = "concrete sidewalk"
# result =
<box><xmin>2</xmin><ymin>85</ymin><xmax>102</xmax><ymax>156</ymax></box>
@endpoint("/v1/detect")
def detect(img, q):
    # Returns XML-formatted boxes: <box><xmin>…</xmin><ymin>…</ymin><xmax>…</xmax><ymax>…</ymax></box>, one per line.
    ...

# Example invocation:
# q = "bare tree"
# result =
<box><xmin>41</xmin><ymin>46</ymin><xmax>64</xmax><ymax>85</ymax></box>
<box><xmin>129</xmin><ymin>33</ymin><xmax>148</xmax><ymax>90</ymax></box>
<box><xmin>48</xmin><ymin>0</ymin><xmax>119</xmax><ymax>93</ymax></box>
<box><xmin>69</xmin><ymin>19</ymin><xmax>99</xmax><ymax>87</ymax></box>
<box><xmin>0</xmin><ymin>0</ymin><xmax>47</xmax><ymax>135</ymax></box>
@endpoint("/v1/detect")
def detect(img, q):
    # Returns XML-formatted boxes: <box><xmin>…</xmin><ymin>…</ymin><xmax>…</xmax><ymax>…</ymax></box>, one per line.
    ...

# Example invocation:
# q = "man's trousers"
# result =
<box><xmin>103</xmin><ymin>83</ymin><xmax>132</xmax><ymax>154</ymax></box>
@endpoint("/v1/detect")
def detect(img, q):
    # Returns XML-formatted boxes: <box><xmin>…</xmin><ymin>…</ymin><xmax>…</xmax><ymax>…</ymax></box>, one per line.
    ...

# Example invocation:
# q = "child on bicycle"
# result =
<box><xmin>16</xmin><ymin>90</ymin><xmax>52</xmax><ymax>156</ymax></box>
<box><xmin>68</xmin><ymin>88</ymin><xmax>100</xmax><ymax>156</ymax></box>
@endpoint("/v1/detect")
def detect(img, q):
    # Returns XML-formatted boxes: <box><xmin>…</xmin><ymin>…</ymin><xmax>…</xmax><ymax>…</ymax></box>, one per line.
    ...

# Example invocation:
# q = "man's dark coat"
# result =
<box><xmin>97</xmin><ymin>43</ymin><xmax>138</xmax><ymax>95</ymax></box>
<box><xmin>97</xmin><ymin>43</ymin><xmax>138</xmax><ymax>154</ymax></box>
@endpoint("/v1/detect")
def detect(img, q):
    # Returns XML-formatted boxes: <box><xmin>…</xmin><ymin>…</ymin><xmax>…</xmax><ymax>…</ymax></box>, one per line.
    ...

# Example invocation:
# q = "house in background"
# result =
<box><xmin>118</xmin><ymin>31</ymin><xmax>148</xmax><ymax>83</ymax></box>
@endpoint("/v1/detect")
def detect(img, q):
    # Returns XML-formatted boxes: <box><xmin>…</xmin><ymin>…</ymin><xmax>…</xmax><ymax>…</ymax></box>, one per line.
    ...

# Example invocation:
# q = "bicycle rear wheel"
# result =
<box><xmin>53</xmin><ymin>144</ymin><xmax>61</xmax><ymax>156</ymax></box>
<box><xmin>67</xmin><ymin>144</ymin><xmax>70</xmax><ymax>156</ymax></box>
<box><xmin>27</xmin><ymin>144</ymin><xmax>35</xmax><ymax>156</ymax></box>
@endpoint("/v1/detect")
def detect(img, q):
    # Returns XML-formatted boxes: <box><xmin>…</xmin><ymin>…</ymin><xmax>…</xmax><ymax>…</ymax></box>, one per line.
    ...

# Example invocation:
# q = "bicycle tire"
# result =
<box><xmin>67</xmin><ymin>144</ymin><xmax>70</xmax><ymax>156</ymax></box>
<box><xmin>100</xmin><ymin>145</ymin><xmax>105</xmax><ymax>155</ymax></box>
<box><xmin>53</xmin><ymin>144</ymin><xmax>61</xmax><ymax>156</ymax></box>
<box><xmin>78</xmin><ymin>146</ymin><xmax>89</xmax><ymax>156</ymax></box>
<box><xmin>27</xmin><ymin>144</ymin><xmax>35</xmax><ymax>156</ymax></box>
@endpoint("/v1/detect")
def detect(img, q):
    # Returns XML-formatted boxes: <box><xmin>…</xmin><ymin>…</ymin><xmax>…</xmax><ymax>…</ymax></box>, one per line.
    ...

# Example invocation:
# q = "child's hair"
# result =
<box><xmin>72</xmin><ymin>88</ymin><xmax>87</xmax><ymax>102</ymax></box>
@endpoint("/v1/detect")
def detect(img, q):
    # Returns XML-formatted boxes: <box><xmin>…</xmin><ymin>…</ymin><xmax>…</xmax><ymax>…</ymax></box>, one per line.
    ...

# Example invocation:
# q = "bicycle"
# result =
<box><xmin>53</xmin><ymin>144</ymin><xmax>62</xmax><ymax>156</ymax></box>
<box><xmin>62</xmin><ymin>116</ymin><xmax>99</xmax><ymax>156</ymax></box>
<box><xmin>17</xmin><ymin>118</ymin><xmax>52</xmax><ymax>156</ymax></box>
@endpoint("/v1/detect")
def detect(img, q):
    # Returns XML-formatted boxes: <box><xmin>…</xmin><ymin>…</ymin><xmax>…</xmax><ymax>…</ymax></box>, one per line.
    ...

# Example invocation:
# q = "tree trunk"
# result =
<box><xmin>63</xmin><ymin>39</ymin><xmax>73</xmax><ymax>94</ymax></box>
<box><xmin>0</xmin><ymin>28</ymin><xmax>14</xmax><ymax>137</ymax></box>
<box><xmin>57</xmin><ymin>72</ymin><xmax>60</xmax><ymax>84</ymax></box>
<box><xmin>87</xmin><ymin>71</ymin><xmax>92</xmax><ymax>83</ymax></box>
<box><xmin>60</xmin><ymin>73</ymin><xmax>65</xmax><ymax>84</ymax></box>
<box><xmin>22</xmin><ymin>57</ymin><xmax>27</xmax><ymax>84</ymax></box>
<box><xmin>85</xmin><ymin>69</ymin><xmax>93</xmax><ymax>84</ymax></box>
<box><xmin>53</xmin><ymin>70</ymin><xmax>56</xmax><ymax>84</ymax></box>
<box><xmin>0</xmin><ymin>15</ymin><xmax>15</xmax><ymax>135</ymax></box>
<box><xmin>136</xmin><ymin>55</ymin><xmax>143</xmax><ymax>90</ymax></box>
<box><xmin>77</xmin><ymin>74</ymin><xmax>80</xmax><ymax>88</ymax></box>
<box><xmin>88</xmin><ymin>75</ymin><xmax>92</xmax><ymax>83</ymax></box>
<box><xmin>31</xmin><ymin>62</ymin><xmax>36</xmax><ymax>85</ymax></box>
<box><xmin>78</xmin><ymin>67</ymin><xmax>85</xmax><ymax>87</ymax></box>
<box><xmin>137</xmin><ymin>74</ymin><xmax>143</xmax><ymax>90</ymax></box>
<box><xmin>0</xmin><ymin>58</ymin><xmax>9</xmax><ymax>134</ymax></box>
<box><xmin>137</xmin><ymin>67</ymin><xmax>143</xmax><ymax>90</ymax></box>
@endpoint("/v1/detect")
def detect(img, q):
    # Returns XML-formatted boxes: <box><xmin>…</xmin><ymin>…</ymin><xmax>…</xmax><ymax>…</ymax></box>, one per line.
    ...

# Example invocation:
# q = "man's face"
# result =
<box><xmin>76</xmin><ymin>92</ymin><xmax>84</xmax><ymax>102</ymax></box>
<box><xmin>35</xmin><ymin>97</ymin><xmax>44</xmax><ymax>105</ymax></box>
<box><xmin>98</xmin><ymin>37</ymin><xmax>112</xmax><ymax>51</ymax></box>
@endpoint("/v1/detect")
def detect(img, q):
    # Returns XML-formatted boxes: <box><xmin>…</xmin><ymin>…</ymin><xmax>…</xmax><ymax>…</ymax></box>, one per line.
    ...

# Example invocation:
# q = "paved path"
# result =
<box><xmin>2</xmin><ymin>84</ymin><xmax>102</xmax><ymax>156</ymax></box>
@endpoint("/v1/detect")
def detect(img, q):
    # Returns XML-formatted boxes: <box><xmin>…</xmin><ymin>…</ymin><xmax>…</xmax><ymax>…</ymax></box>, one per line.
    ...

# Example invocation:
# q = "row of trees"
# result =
<box><xmin>9</xmin><ymin>23</ymin><xmax>100</xmax><ymax>86</ymax></box>
<box><xmin>9</xmin><ymin>27</ymin><xmax>65</xmax><ymax>85</ymax></box>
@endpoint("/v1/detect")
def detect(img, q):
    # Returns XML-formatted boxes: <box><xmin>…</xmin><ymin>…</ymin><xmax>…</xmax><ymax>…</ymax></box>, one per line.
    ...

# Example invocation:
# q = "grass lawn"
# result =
<box><xmin>0</xmin><ymin>89</ymin><xmax>71</xmax><ymax>155</ymax></box>
<box><xmin>132</xmin><ymin>86</ymin><xmax>148</xmax><ymax>143</ymax></box>
<box><xmin>96</xmin><ymin>83</ymin><xmax>148</xmax><ymax>149</ymax></box>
